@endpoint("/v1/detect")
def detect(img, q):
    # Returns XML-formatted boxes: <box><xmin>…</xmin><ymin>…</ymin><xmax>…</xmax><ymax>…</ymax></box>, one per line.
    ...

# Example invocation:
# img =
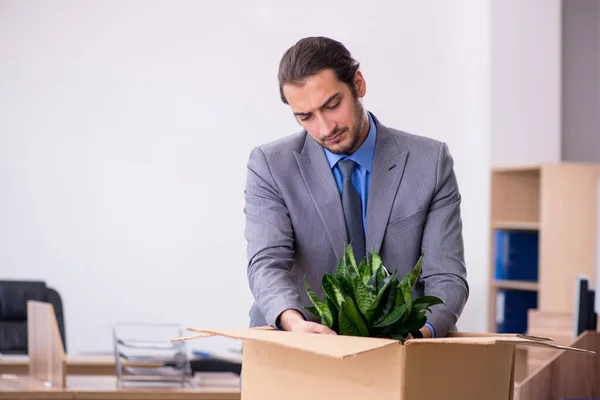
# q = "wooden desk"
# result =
<box><xmin>0</xmin><ymin>374</ymin><xmax>241</xmax><ymax>400</ymax></box>
<box><xmin>0</xmin><ymin>375</ymin><xmax>72</xmax><ymax>399</ymax></box>
<box><xmin>69</xmin><ymin>375</ymin><xmax>240</xmax><ymax>399</ymax></box>
<box><xmin>0</xmin><ymin>356</ymin><xmax>115</xmax><ymax>376</ymax></box>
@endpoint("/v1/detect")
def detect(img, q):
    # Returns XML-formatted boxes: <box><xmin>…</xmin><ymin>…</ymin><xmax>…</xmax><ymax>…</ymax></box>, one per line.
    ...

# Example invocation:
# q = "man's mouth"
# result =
<box><xmin>324</xmin><ymin>129</ymin><xmax>346</xmax><ymax>143</ymax></box>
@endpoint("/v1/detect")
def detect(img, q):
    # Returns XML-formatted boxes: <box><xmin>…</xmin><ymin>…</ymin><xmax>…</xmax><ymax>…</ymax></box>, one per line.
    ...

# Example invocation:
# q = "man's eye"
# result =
<box><xmin>300</xmin><ymin>115</ymin><xmax>312</xmax><ymax>122</ymax></box>
<box><xmin>327</xmin><ymin>102</ymin><xmax>340</xmax><ymax>110</ymax></box>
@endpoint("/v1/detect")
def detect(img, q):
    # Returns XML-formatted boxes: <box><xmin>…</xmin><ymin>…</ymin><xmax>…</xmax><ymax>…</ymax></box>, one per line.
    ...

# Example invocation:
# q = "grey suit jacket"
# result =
<box><xmin>243</xmin><ymin>113</ymin><xmax>469</xmax><ymax>337</ymax></box>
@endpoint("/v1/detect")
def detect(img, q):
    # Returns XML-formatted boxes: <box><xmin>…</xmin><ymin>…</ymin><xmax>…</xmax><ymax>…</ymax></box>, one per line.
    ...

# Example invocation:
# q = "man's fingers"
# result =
<box><xmin>308</xmin><ymin>323</ymin><xmax>337</xmax><ymax>335</ymax></box>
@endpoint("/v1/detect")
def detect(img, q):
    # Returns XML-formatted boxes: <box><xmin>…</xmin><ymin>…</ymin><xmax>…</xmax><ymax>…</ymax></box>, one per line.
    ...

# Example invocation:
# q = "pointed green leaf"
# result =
<box><xmin>358</xmin><ymin>257</ymin><xmax>371</xmax><ymax>285</ymax></box>
<box><xmin>365</xmin><ymin>270</ymin><xmax>398</xmax><ymax>322</ymax></box>
<box><xmin>372</xmin><ymin>302</ymin><xmax>410</xmax><ymax>328</ymax></box>
<box><xmin>412</xmin><ymin>295</ymin><xmax>445</xmax><ymax>313</ymax></box>
<box><xmin>370</xmin><ymin>252</ymin><xmax>383</xmax><ymax>276</ymax></box>
<box><xmin>407</xmin><ymin>254</ymin><xmax>423</xmax><ymax>287</ymax></box>
<box><xmin>398</xmin><ymin>275</ymin><xmax>413</xmax><ymax>304</ymax></box>
<box><xmin>304</xmin><ymin>306</ymin><xmax>320</xmax><ymax>319</ymax></box>
<box><xmin>334</xmin><ymin>254</ymin><xmax>355</xmax><ymax>299</ymax></box>
<box><xmin>335</xmin><ymin>250</ymin><xmax>348</xmax><ymax>277</ymax></box>
<box><xmin>325</xmin><ymin>296</ymin><xmax>339</xmax><ymax>332</ymax></box>
<box><xmin>376</xmin><ymin>265</ymin><xmax>389</xmax><ymax>292</ymax></box>
<box><xmin>351</xmin><ymin>272</ymin><xmax>376</xmax><ymax>317</ymax></box>
<box><xmin>394</xmin><ymin>284</ymin><xmax>406</xmax><ymax>308</ymax></box>
<box><xmin>372</xmin><ymin>280</ymin><xmax>398</xmax><ymax>326</ymax></box>
<box><xmin>366</xmin><ymin>270</ymin><xmax>378</xmax><ymax>295</ymax></box>
<box><xmin>338</xmin><ymin>297</ymin><xmax>369</xmax><ymax>337</ymax></box>
<box><xmin>395</xmin><ymin>254</ymin><xmax>423</xmax><ymax>305</ymax></box>
<box><xmin>322</xmin><ymin>274</ymin><xmax>345</xmax><ymax>311</ymax></box>
<box><xmin>399</xmin><ymin>308</ymin><xmax>428</xmax><ymax>333</ymax></box>
<box><xmin>304</xmin><ymin>275</ymin><xmax>333</xmax><ymax>328</ymax></box>
<box><xmin>344</xmin><ymin>244</ymin><xmax>360</xmax><ymax>277</ymax></box>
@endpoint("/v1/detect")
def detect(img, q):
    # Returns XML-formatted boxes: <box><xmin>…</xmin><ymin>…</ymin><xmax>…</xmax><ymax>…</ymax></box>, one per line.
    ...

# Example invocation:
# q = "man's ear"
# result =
<box><xmin>354</xmin><ymin>70</ymin><xmax>367</xmax><ymax>98</ymax></box>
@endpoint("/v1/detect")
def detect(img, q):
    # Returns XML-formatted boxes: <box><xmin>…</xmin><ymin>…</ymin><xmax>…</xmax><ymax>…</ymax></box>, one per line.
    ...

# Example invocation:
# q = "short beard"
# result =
<box><xmin>325</xmin><ymin>100</ymin><xmax>366</xmax><ymax>155</ymax></box>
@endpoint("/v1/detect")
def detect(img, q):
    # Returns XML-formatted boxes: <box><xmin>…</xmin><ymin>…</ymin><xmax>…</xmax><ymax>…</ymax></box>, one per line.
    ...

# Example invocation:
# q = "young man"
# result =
<box><xmin>244</xmin><ymin>36</ymin><xmax>469</xmax><ymax>338</ymax></box>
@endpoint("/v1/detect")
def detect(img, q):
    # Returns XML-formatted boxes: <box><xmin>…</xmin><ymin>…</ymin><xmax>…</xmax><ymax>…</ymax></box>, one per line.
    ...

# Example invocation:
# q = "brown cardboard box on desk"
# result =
<box><xmin>173</xmin><ymin>327</ymin><xmax>595</xmax><ymax>400</ymax></box>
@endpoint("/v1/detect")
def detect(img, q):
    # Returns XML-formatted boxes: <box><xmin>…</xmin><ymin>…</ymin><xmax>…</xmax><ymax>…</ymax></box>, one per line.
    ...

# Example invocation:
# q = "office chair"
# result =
<box><xmin>0</xmin><ymin>280</ymin><xmax>67</xmax><ymax>354</ymax></box>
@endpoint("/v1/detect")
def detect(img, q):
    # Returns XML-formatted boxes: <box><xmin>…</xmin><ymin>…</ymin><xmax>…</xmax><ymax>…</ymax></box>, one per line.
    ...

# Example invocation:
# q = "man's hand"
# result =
<box><xmin>279</xmin><ymin>309</ymin><xmax>337</xmax><ymax>334</ymax></box>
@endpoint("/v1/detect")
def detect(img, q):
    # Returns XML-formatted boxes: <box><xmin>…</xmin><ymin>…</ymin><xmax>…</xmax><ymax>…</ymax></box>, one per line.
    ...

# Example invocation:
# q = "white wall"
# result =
<box><xmin>0</xmin><ymin>0</ymin><xmax>491</xmax><ymax>354</ymax></box>
<box><xmin>491</xmin><ymin>0</ymin><xmax>562</xmax><ymax>167</ymax></box>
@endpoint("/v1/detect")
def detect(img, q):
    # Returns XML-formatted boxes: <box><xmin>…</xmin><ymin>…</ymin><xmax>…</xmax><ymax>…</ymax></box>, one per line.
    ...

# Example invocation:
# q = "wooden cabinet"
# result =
<box><xmin>488</xmin><ymin>163</ymin><xmax>600</xmax><ymax>333</ymax></box>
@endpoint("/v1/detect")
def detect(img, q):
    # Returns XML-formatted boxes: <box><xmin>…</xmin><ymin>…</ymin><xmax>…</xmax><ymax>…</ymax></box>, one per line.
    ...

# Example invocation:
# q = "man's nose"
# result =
<box><xmin>317</xmin><ymin>115</ymin><xmax>336</xmax><ymax>137</ymax></box>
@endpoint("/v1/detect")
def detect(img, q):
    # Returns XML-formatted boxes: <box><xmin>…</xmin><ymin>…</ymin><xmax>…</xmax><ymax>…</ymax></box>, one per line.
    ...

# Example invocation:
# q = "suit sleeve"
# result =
<box><xmin>420</xmin><ymin>142</ymin><xmax>469</xmax><ymax>337</ymax></box>
<box><xmin>244</xmin><ymin>147</ymin><xmax>303</xmax><ymax>328</ymax></box>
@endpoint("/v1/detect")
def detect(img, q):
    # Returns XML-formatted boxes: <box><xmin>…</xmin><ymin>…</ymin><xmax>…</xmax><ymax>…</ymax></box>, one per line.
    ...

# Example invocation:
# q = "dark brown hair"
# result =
<box><xmin>277</xmin><ymin>36</ymin><xmax>360</xmax><ymax>104</ymax></box>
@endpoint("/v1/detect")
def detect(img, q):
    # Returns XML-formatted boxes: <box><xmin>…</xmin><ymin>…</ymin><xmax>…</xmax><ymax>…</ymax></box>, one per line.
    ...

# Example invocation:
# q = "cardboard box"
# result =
<box><xmin>515</xmin><ymin>330</ymin><xmax>600</xmax><ymax>400</ymax></box>
<box><xmin>173</xmin><ymin>328</ymin><xmax>595</xmax><ymax>400</ymax></box>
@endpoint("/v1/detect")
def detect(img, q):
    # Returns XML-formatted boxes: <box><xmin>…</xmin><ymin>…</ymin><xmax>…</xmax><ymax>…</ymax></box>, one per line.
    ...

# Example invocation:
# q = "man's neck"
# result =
<box><xmin>347</xmin><ymin>111</ymin><xmax>370</xmax><ymax>155</ymax></box>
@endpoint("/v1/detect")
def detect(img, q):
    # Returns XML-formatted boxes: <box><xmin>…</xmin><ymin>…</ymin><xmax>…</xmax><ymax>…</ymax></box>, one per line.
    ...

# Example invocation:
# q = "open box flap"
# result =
<box><xmin>446</xmin><ymin>331</ymin><xmax>554</xmax><ymax>342</ymax></box>
<box><xmin>406</xmin><ymin>335</ymin><xmax>596</xmax><ymax>355</ymax></box>
<box><xmin>172</xmin><ymin>327</ymin><xmax>400</xmax><ymax>359</ymax></box>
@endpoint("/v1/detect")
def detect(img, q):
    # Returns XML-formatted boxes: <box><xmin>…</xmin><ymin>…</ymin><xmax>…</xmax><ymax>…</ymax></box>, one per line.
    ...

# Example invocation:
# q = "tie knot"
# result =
<box><xmin>338</xmin><ymin>159</ymin><xmax>357</xmax><ymax>180</ymax></box>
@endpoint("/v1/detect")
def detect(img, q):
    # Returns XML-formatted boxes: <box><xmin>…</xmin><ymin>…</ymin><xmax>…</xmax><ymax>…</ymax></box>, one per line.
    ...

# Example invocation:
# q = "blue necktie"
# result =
<box><xmin>338</xmin><ymin>159</ymin><xmax>366</xmax><ymax>264</ymax></box>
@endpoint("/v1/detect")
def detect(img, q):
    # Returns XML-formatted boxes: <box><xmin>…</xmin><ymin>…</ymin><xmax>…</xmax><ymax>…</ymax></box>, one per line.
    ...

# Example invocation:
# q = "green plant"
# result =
<box><xmin>304</xmin><ymin>244</ymin><xmax>444</xmax><ymax>342</ymax></box>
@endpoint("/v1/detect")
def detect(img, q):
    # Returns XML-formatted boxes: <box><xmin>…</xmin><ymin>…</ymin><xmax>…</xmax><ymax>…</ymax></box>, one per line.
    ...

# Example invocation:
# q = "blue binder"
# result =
<box><xmin>496</xmin><ymin>289</ymin><xmax>538</xmax><ymax>334</ymax></box>
<box><xmin>494</xmin><ymin>230</ymin><xmax>539</xmax><ymax>281</ymax></box>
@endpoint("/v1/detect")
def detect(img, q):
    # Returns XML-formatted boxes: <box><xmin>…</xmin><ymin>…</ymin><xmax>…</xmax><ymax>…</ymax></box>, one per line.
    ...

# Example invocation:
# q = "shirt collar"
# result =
<box><xmin>324</xmin><ymin>111</ymin><xmax>377</xmax><ymax>172</ymax></box>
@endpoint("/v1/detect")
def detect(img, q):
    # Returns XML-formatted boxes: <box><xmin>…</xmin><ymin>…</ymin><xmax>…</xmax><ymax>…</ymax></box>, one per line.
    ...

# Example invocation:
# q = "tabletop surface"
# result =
<box><xmin>0</xmin><ymin>374</ymin><xmax>241</xmax><ymax>400</ymax></box>
<box><xmin>0</xmin><ymin>355</ymin><xmax>115</xmax><ymax>366</ymax></box>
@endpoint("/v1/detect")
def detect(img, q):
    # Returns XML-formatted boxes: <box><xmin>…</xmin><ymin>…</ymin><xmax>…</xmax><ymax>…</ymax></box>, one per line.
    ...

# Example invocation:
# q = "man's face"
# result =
<box><xmin>283</xmin><ymin>69</ymin><xmax>368</xmax><ymax>155</ymax></box>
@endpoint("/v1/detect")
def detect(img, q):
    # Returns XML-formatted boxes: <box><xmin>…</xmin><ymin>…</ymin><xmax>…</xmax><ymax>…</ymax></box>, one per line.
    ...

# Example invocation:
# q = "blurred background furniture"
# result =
<box><xmin>488</xmin><ymin>163</ymin><xmax>600</xmax><ymax>337</ymax></box>
<box><xmin>514</xmin><ymin>330</ymin><xmax>600</xmax><ymax>400</ymax></box>
<box><xmin>0</xmin><ymin>280</ymin><xmax>67</xmax><ymax>354</ymax></box>
<box><xmin>112</xmin><ymin>322</ymin><xmax>193</xmax><ymax>387</ymax></box>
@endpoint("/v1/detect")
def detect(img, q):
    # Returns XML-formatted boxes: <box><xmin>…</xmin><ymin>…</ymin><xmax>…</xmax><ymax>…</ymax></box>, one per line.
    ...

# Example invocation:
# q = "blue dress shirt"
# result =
<box><xmin>324</xmin><ymin>112</ymin><xmax>376</xmax><ymax>235</ymax></box>
<box><xmin>323</xmin><ymin>112</ymin><xmax>437</xmax><ymax>338</ymax></box>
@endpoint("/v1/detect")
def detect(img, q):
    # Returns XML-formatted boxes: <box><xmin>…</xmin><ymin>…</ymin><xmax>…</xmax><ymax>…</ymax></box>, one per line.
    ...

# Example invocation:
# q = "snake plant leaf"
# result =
<box><xmin>351</xmin><ymin>271</ymin><xmax>377</xmax><ymax>317</ymax></box>
<box><xmin>399</xmin><ymin>277</ymin><xmax>413</xmax><ymax>305</ymax></box>
<box><xmin>364</xmin><ymin>270</ymin><xmax>398</xmax><ymax>322</ymax></box>
<box><xmin>372</xmin><ymin>281</ymin><xmax>397</xmax><ymax>326</ymax></box>
<box><xmin>358</xmin><ymin>257</ymin><xmax>371</xmax><ymax>285</ymax></box>
<box><xmin>338</xmin><ymin>297</ymin><xmax>369</xmax><ymax>337</ymax></box>
<box><xmin>369</xmin><ymin>252</ymin><xmax>383</xmax><ymax>276</ymax></box>
<box><xmin>322</xmin><ymin>274</ymin><xmax>345</xmax><ymax>311</ymax></box>
<box><xmin>334</xmin><ymin>253</ymin><xmax>355</xmax><ymax>298</ymax></box>
<box><xmin>335</xmin><ymin>250</ymin><xmax>348</xmax><ymax>280</ymax></box>
<box><xmin>407</xmin><ymin>253</ymin><xmax>423</xmax><ymax>287</ymax></box>
<box><xmin>397</xmin><ymin>254</ymin><xmax>423</xmax><ymax>303</ymax></box>
<box><xmin>344</xmin><ymin>244</ymin><xmax>362</xmax><ymax>282</ymax></box>
<box><xmin>372</xmin><ymin>302</ymin><xmax>410</xmax><ymax>328</ymax></box>
<box><xmin>412</xmin><ymin>295</ymin><xmax>445</xmax><ymax>313</ymax></box>
<box><xmin>304</xmin><ymin>306</ymin><xmax>320</xmax><ymax>319</ymax></box>
<box><xmin>375</xmin><ymin>265</ymin><xmax>389</xmax><ymax>292</ymax></box>
<box><xmin>366</xmin><ymin>269</ymin><xmax>378</xmax><ymax>295</ymax></box>
<box><xmin>304</xmin><ymin>275</ymin><xmax>334</xmax><ymax>328</ymax></box>
<box><xmin>304</xmin><ymin>246</ymin><xmax>441</xmax><ymax>338</ymax></box>
<box><xmin>394</xmin><ymin>283</ymin><xmax>406</xmax><ymax>308</ymax></box>
<box><xmin>399</xmin><ymin>307</ymin><xmax>428</xmax><ymax>333</ymax></box>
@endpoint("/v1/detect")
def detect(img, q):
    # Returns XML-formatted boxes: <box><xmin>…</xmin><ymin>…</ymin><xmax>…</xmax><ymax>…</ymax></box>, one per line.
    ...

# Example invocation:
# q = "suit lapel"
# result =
<box><xmin>294</xmin><ymin>135</ymin><xmax>347</xmax><ymax>261</ymax></box>
<box><xmin>365</xmin><ymin>121</ymin><xmax>409</xmax><ymax>254</ymax></box>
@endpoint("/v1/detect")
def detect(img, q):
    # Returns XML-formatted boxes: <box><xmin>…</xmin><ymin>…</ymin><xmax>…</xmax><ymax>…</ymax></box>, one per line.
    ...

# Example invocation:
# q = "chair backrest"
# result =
<box><xmin>0</xmin><ymin>280</ymin><xmax>67</xmax><ymax>354</ymax></box>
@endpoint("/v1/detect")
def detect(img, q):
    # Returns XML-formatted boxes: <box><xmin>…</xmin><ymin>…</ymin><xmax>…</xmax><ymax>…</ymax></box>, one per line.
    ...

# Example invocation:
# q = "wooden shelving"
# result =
<box><xmin>488</xmin><ymin>162</ymin><xmax>600</xmax><ymax>334</ymax></box>
<box><xmin>491</xmin><ymin>221</ymin><xmax>540</xmax><ymax>231</ymax></box>
<box><xmin>492</xmin><ymin>280</ymin><xmax>539</xmax><ymax>291</ymax></box>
